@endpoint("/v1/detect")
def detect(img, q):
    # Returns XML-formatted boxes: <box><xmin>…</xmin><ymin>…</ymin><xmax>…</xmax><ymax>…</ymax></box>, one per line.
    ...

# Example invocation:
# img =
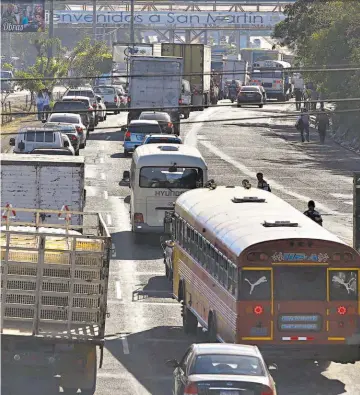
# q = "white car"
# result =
<box><xmin>9</xmin><ymin>127</ymin><xmax>74</xmax><ymax>155</ymax></box>
<box><xmin>94</xmin><ymin>85</ymin><xmax>120</xmax><ymax>114</ymax></box>
<box><xmin>47</xmin><ymin>113</ymin><xmax>88</xmax><ymax>147</ymax></box>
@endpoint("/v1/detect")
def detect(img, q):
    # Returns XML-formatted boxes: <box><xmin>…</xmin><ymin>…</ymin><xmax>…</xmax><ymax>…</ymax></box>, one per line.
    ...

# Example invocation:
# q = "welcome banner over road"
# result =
<box><xmin>52</xmin><ymin>11</ymin><xmax>285</xmax><ymax>28</ymax></box>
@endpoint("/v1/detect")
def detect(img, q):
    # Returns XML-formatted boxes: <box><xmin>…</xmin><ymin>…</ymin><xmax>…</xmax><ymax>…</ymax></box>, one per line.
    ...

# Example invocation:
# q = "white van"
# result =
<box><xmin>121</xmin><ymin>144</ymin><xmax>208</xmax><ymax>240</ymax></box>
<box><xmin>9</xmin><ymin>128</ymin><xmax>73</xmax><ymax>154</ymax></box>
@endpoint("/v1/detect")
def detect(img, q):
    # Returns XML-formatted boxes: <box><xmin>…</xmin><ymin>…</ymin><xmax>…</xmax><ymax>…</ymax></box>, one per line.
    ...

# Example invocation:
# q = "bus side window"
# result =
<box><xmin>198</xmin><ymin>236</ymin><xmax>204</xmax><ymax>264</ymax></box>
<box><xmin>193</xmin><ymin>231</ymin><xmax>199</xmax><ymax>260</ymax></box>
<box><xmin>185</xmin><ymin>225</ymin><xmax>191</xmax><ymax>251</ymax></box>
<box><xmin>203</xmin><ymin>242</ymin><xmax>210</xmax><ymax>270</ymax></box>
<box><xmin>213</xmin><ymin>251</ymin><xmax>219</xmax><ymax>280</ymax></box>
<box><xmin>190</xmin><ymin>228</ymin><xmax>195</xmax><ymax>256</ymax></box>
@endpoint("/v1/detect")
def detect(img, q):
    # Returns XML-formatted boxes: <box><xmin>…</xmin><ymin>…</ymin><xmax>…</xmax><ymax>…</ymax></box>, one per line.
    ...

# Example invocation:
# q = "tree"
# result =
<box><xmin>67</xmin><ymin>37</ymin><xmax>112</xmax><ymax>87</ymax></box>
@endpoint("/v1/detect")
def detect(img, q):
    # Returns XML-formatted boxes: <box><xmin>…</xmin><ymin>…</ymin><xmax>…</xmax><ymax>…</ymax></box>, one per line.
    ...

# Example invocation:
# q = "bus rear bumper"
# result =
<box><xmin>259</xmin><ymin>344</ymin><xmax>360</xmax><ymax>363</ymax></box>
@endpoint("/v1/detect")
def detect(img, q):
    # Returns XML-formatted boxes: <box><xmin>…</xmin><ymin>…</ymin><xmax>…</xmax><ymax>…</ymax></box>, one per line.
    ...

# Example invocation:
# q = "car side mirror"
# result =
<box><xmin>165</xmin><ymin>359</ymin><xmax>179</xmax><ymax>368</ymax></box>
<box><xmin>9</xmin><ymin>138</ymin><xmax>15</xmax><ymax>146</ymax></box>
<box><xmin>64</xmin><ymin>141</ymin><xmax>70</xmax><ymax>147</ymax></box>
<box><xmin>119</xmin><ymin>170</ymin><xmax>130</xmax><ymax>187</ymax></box>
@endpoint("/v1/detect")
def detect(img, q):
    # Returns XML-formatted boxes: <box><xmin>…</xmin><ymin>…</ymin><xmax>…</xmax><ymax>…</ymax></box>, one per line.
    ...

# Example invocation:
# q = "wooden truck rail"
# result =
<box><xmin>1</xmin><ymin>207</ymin><xmax>111</xmax><ymax>344</ymax></box>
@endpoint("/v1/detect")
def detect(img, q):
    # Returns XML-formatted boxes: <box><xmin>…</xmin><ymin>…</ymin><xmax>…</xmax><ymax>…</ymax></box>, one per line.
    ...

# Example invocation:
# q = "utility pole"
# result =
<box><xmin>48</xmin><ymin>0</ymin><xmax>54</xmax><ymax>58</ymax></box>
<box><xmin>130</xmin><ymin>0</ymin><xmax>135</xmax><ymax>46</ymax></box>
<box><xmin>92</xmin><ymin>0</ymin><xmax>97</xmax><ymax>43</ymax></box>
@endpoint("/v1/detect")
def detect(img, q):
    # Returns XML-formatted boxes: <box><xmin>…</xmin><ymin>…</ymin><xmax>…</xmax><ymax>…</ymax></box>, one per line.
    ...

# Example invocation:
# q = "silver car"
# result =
<box><xmin>46</xmin><ymin>114</ymin><xmax>88</xmax><ymax>148</ymax></box>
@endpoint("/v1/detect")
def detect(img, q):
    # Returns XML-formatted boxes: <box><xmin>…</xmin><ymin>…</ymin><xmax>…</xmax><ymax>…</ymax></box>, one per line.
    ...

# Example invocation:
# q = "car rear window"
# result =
<box><xmin>53</xmin><ymin>102</ymin><xmax>87</xmax><ymax>111</ymax></box>
<box><xmin>129</xmin><ymin>124</ymin><xmax>161</xmax><ymax>134</ymax></box>
<box><xmin>63</xmin><ymin>98</ymin><xmax>89</xmax><ymax>105</ymax></box>
<box><xmin>146</xmin><ymin>138</ymin><xmax>181</xmax><ymax>144</ymax></box>
<box><xmin>94</xmin><ymin>87</ymin><xmax>115</xmax><ymax>94</ymax></box>
<box><xmin>241</xmin><ymin>87</ymin><xmax>259</xmax><ymax>92</ymax></box>
<box><xmin>48</xmin><ymin>115</ymin><xmax>79</xmax><ymax>123</ymax></box>
<box><xmin>190</xmin><ymin>354</ymin><xmax>264</xmax><ymax>376</ymax></box>
<box><xmin>139</xmin><ymin>113</ymin><xmax>169</xmax><ymax>121</ymax></box>
<box><xmin>25</xmin><ymin>131</ymin><xmax>55</xmax><ymax>143</ymax></box>
<box><xmin>67</xmin><ymin>90</ymin><xmax>94</xmax><ymax>98</ymax></box>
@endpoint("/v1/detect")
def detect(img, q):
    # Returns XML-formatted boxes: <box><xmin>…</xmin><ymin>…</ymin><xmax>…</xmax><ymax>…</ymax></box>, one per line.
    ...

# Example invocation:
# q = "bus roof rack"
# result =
<box><xmin>232</xmin><ymin>197</ymin><xmax>266</xmax><ymax>203</ymax></box>
<box><xmin>263</xmin><ymin>220</ymin><xmax>299</xmax><ymax>228</ymax></box>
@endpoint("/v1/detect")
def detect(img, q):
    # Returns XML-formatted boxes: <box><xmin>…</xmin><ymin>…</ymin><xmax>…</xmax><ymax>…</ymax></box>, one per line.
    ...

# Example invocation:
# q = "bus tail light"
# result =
<box><xmin>260</xmin><ymin>253</ymin><xmax>268</xmax><ymax>261</ymax></box>
<box><xmin>337</xmin><ymin>306</ymin><xmax>347</xmax><ymax>315</ymax></box>
<box><xmin>184</xmin><ymin>382</ymin><xmax>198</xmax><ymax>395</ymax></box>
<box><xmin>124</xmin><ymin>131</ymin><xmax>131</xmax><ymax>141</ymax></box>
<box><xmin>178</xmin><ymin>98</ymin><xmax>183</xmax><ymax>105</ymax></box>
<box><xmin>344</xmin><ymin>253</ymin><xmax>353</xmax><ymax>262</ymax></box>
<box><xmin>333</xmin><ymin>253</ymin><xmax>341</xmax><ymax>261</ymax></box>
<box><xmin>134</xmin><ymin>213</ymin><xmax>144</xmax><ymax>223</ymax></box>
<box><xmin>254</xmin><ymin>305</ymin><xmax>263</xmax><ymax>315</ymax></box>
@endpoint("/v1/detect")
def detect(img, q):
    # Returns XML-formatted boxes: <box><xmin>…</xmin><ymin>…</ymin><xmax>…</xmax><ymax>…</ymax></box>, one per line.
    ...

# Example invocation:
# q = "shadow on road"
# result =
<box><xmin>88</xmin><ymin>129</ymin><xmax>124</xmax><ymax>142</ymax></box>
<box><xmin>111</xmin><ymin>230</ymin><xmax>163</xmax><ymax>260</ymax></box>
<box><xmin>132</xmin><ymin>275</ymin><xmax>172</xmax><ymax>300</ymax></box>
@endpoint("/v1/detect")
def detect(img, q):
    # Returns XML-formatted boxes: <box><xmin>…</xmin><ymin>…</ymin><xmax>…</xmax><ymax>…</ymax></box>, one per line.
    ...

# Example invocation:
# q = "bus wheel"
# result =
<box><xmin>182</xmin><ymin>303</ymin><xmax>198</xmax><ymax>335</ymax></box>
<box><xmin>208</xmin><ymin>312</ymin><xmax>218</xmax><ymax>343</ymax></box>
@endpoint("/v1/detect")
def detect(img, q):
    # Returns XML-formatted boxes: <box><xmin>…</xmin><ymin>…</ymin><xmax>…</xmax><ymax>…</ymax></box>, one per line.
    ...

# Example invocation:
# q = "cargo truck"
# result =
<box><xmin>161</xmin><ymin>43</ymin><xmax>211</xmax><ymax>111</ymax></box>
<box><xmin>1</xmin><ymin>207</ymin><xmax>111</xmax><ymax>394</ymax></box>
<box><xmin>127</xmin><ymin>55</ymin><xmax>183</xmax><ymax>135</ymax></box>
<box><xmin>1</xmin><ymin>154</ymin><xmax>85</xmax><ymax>226</ymax></box>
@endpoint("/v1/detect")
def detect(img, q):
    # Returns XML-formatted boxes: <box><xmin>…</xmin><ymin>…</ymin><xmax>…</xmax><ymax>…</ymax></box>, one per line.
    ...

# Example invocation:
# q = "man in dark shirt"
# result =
<box><xmin>256</xmin><ymin>172</ymin><xmax>271</xmax><ymax>192</ymax></box>
<box><xmin>304</xmin><ymin>200</ymin><xmax>323</xmax><ymax>226</ymax></box>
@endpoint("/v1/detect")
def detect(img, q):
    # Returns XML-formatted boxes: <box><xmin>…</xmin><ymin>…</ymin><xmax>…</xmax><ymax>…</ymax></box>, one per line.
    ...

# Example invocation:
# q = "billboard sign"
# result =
<box><xmin>1</xmin><ymin>0</ymin><xmax>45</xmax><ymax>32</ymax></box>
<box><xmin>52</xmin><ymin>11</ymin><xmax>285</xmax><ymax>29</ymax></box>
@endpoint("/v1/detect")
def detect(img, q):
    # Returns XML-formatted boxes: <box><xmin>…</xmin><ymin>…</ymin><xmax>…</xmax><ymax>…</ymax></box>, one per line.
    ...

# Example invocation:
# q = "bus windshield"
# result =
<box><xmin>139</xmin><ymin>166</ymin><xmax>203</xmax><ymax>189</ymax></box>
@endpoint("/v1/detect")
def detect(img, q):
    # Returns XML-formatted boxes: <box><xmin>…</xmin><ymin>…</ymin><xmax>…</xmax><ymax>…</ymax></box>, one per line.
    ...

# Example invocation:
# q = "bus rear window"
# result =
<box><xmin>274</xmin><ymin>267</ymin><xmax>326</xmax><ymax>301</ymax></box>
<box><xmin>329</xmin><ymin>270</ymin><xmax>357</xmax><ymax>301</ymax></box>
<box><xmin>139</xmin><ymin>167</ymin><xmax>203</xmax><ymax>189</ymax></box>
<box><xmin>239</xmin><ymin>270</ymin><xmax>271</xmax><ymax>300</ymax></box>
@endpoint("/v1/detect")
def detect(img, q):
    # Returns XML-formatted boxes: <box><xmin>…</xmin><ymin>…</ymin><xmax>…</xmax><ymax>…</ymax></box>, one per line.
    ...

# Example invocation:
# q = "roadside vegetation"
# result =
<box><xmin>273</xmin><ymin>0</ymin><xmax>360</xmax><ymax>139</ymax></box>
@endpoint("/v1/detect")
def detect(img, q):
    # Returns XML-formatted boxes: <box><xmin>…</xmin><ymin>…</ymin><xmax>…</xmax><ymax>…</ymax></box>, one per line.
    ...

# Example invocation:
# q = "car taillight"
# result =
<box><xmin>184</xmin><ymin>382</ymin><xmax>198</xmax><ymax>395</ymax></box>
<box><xmin>92</xmin><ymin>103</ymin><xmax>97</xmax><ymax>108</ymax></box>
<box><xmin>337</xmin><ymin>306</ymin><xmax>347</xmax><ymax>315</ymax></box>
<box><xmin>261</xmin><ymin>389</ymin><xmax>274</xmax><ymax>395</ymax></box>
<box><xmin>254</xmin><ymin>305</ymin><xmax>263</xmax><ymax>315</ymax></box>
<box><xmin>70</xmin><ymin>135</ymin><xmax>77</xmax><ymax>141</ymax></box>
<box><xmin>168</xmin><ymin>122</ymin><xmax>173</xmax><ymax>128</ymax></box>
<box><xmin>179</xmin><ymin>98</ymin><xmax>183</xmax><ymax>104</ymax></box>
<box><xmin>125</xmin><ymin>131</ymin><xmax>131</xmax><ymax>141</ymax></box>
<box><xmin>127</xmin><ymin>96</ymin><xmax>131</xmax><ymax>103</ymax></box>
<box><xmin>88</xmin><ymin>107</ymin><xmax>93</xmax><ymax>111</ymax></box>
<box><xmin>76</xmin><ymin>126</ymin><xmax>83</xmax><ymax>133</ymax></box>
<box><xmin>114</xmin><ymin>96</ymin><xmax>118</xmax><ymax>102</ymax></box>
<box><xmin>134</xmin><ymin>213</ymin><xmax>144</xmax><ymax>223</ymax></box>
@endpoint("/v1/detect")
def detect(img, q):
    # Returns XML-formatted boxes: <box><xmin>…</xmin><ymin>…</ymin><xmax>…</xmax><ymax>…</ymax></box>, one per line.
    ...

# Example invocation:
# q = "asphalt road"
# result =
<box><xmin>2</xmin><ymin>100</ymin><xmax>360</xmax><ymax>395</ymax></box>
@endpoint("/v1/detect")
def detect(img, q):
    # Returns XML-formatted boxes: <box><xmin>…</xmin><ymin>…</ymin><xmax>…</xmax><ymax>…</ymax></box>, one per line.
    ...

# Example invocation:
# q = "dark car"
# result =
<box><xmin>64</xmin><ymin>87</ymin><xmax>100</xmax><ymax>125</ymax></box>
<box><xmin>30</xmin><ymin>148</ymin><xmax>74</xmax><ymax>156</ymax></box>
<box><xmin>237</xmin><ymin>86</ymin><xmax>265</xmax><ymax>108</ymax></box>
<box><xmin>138</xmin><ymin>111</ymin><xmax>175</xmax><ymax>134</ymax></box>
<box><xmin>167</xmin><ymin>343</ymin><xmax>277</xmax><ymax>395</ymax></box>
<box><xmin>61</xmin><ymin>96</ymin><xmax>97</xmax><ymax>129</ymax></box>
<box><xmin>52</xmin><ymin>100</ymin><xmax>91</xmax><ymax>130</ymax></box>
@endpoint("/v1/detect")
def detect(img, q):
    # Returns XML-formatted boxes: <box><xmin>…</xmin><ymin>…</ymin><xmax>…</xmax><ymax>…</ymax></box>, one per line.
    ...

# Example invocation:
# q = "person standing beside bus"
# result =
<box><xmin>36</xmin><ymin>91</ymin><xmax>44</xmax><ymax>121</ymax></box>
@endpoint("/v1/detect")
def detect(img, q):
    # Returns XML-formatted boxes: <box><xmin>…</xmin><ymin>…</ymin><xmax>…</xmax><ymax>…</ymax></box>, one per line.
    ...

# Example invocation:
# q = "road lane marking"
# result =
<box><xmin>120</xmin><ymin>335</ymin><xmax>130</xmax><ymax>354</ymax></box>
<box><xmin>97</xmin><ymin>372</ymin><xmax>172</xmax><ymax>381</ymax></box>
<box><xmin>101</xmin><ymin>173</ymin><xmax>106</xmax><ymax>180</ymax></box>
<box><xmin>200</xmin><ymin>140</ymin><xmax>341</xmax><ymax>217</ymax></box>
<box><xmin>100</xmin><ymin>157</ymin><xmax>105</xmax><ymax>163</ymax></box>
<box><xmin>106</xmin><ymin>214</ymin><xmax>112</xmax><ymax>225</ymax></box>
<box><xmin>111</xmin><ymin>243</ymin><xmax>116</xmax><ymax>258</ymax></box>
<box><xmin>106</xmin><ymin>136</ymin><xmax>111</xmax><ymax>140</ymax></box>
<box><xmin>104</xmin><ymin>191</ymin><xmax>108</xmax><ymax>200</ymax></box>
<box><xmin>101</xmin><ymin>144</ymin><xmax>105</xmax><ymax>150</ymax></box>
<box><xmin>184</xmin><ymin>108</ymin><xmax>217</xmax><ymax>147</ymax></box>
<box><xmin>115</xmin><ymin>280</ymin><xmax>122</xmax><ymax>299</ymax></box>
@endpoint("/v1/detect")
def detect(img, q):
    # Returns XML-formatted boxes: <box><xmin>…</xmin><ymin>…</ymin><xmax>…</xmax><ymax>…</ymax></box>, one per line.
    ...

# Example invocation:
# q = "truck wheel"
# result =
<box><xmin>124</xmin><ymin>150</ymin><xmax>130</xmax><ymax>157</ymax></box>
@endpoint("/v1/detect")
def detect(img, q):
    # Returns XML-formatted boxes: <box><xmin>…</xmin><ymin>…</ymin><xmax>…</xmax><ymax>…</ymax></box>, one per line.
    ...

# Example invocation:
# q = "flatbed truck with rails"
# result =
<box><xmin>1</xmin><ymin>207</ymin><xmax>111</xmax><ymax>394</ymax></box>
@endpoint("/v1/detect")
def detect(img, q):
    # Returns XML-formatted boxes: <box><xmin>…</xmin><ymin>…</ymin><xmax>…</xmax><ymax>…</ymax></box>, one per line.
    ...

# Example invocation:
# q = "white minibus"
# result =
<box><xmin>121</xmin><ymin>144</ymin><xmax>208</xmax><ymax>240</ymax></box>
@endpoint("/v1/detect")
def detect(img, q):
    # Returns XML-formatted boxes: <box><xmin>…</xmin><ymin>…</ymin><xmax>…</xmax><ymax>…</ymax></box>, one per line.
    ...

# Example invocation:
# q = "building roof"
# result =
<box><xmin>175</xmin><ymin>185</ymin><xmax>346</xmax><ymax>256</ymax></box>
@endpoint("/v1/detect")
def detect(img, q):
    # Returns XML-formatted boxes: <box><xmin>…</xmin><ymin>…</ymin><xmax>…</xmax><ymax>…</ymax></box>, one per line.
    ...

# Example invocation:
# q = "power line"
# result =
<box><xmin>3</xmin><ymin>66</ymin><xmax>360</xmax><ymax>82</ymax></box>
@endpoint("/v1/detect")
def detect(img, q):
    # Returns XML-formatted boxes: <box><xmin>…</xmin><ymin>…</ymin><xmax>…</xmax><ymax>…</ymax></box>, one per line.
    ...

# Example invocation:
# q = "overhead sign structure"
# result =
<box><xmin>1</xmin><ymin>0</ymin><xmax>45</xmax><ymax>32</ymax></box>
<box><xmin>52</xmin><ymin>11</ymin><xmax>285</xmax><ymax>28</ymax></box>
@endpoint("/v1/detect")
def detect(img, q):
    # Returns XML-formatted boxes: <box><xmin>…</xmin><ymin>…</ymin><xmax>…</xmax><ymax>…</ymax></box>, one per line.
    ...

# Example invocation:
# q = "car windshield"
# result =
<box><xmin>31</xmin><ymin>150</ymin><xmax>72</xmax><ymax>155</ymax></box>
<box><xmin>53</xmin><ymin>102</ymin><xmax>87</xmax><ymax>111</ymax></box>
<box><xmin>94</xmin><ymin>87</ymin><xmax>115</xmax><ymax>94</ymax></box>
<box><xmin>48</xmin><ymin>115</ymin><xmax>79</xmax><ymax>123</ymax></box>
<box><xmin>190</xmin><ymin>354</ymin><xmax>264</xmax><ymax>376</ymax></box>
<box><xmin>45</xmin><ymin>124</ymin><xmax>76</xmax><ymax>132</ymax></box>
<box><xmin>129</xmin><ymin>124</ymin><xmax>161</xmax><ymax>134</ymax></box>
<box><xmin>139</xmin><ymin>167</ymin><xmax>203</xmax><ymax>189</ymax></box>
<box><xmin>241</xmin><ymin>87</ymin><xmax>259</xmax><ymax>92</ymax></box>
<box><xmin>145</xmin><ymin>137</ymin><xmax>181</xmax><ymax>144</ymax></box>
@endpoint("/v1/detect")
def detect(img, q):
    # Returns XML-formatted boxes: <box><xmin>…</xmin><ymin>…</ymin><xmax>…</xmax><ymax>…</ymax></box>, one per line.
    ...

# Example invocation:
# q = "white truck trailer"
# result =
<box><xmin>127</xmin><ymin>55</ymin><xmax>183</xmax><ymax>134</ymax></box>
<box><xmin>1</xmin><ymin>154</ymin><xmax>85</xmax><ymax>226</ymax></box>
<box><xmin>1</xmin><ymin>207</ymin><xmax>111</xmax><ymax>394</ymax></box>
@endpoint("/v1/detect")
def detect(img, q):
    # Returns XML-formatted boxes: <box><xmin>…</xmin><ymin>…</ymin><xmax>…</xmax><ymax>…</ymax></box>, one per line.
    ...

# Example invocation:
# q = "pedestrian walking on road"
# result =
<box><xmin>256</xmin><ymin>172</ymin><xmax>271</xmax><ymax>192</ymax></box>
<box><xmin>294</xmin><ymin>88</ymin><xmax>303</xmax><ymax>111</ymax></box>
<box><xmin>36</xmin><ymin>91</ymin><xmax>44</xmax><ymax>121</ymax></box>
<box><xmin>304</xmin><ymin>200</ymin><xmax>323</xmax><ymax>226</ymax></box>
<box><xmin>296</xmin><ymin>108</ymin><xmax>310</xmax><ymax>142</ymax></box>
<box><xmin>315</xmin><ymin>108</ymin><xmax>330</xmax><ymax>144</ymax></box>
<box><xmin>42</xmin><ymin>89</ymin><xmax>50</xmax><ymax>121</ymax></box>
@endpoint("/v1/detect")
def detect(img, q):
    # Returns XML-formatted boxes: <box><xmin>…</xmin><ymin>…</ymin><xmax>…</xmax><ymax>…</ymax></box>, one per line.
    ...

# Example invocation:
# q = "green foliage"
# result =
<box><xmin>2</xmin><ymin>63</ymin><xmax>13</xmax><ymax>71</ymax></box>
<box><xmin>272</xmin><ymin>0</ymin><xmax>360</xmax><ymax>129</ymax></box>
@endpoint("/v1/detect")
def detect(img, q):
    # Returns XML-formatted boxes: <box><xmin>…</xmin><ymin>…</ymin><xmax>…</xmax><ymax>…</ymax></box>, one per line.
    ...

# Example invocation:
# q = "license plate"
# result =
<box><xmin>220</xmin><ymin>391</ymin><xmax>240</xmax><ymax>395</ymax></box>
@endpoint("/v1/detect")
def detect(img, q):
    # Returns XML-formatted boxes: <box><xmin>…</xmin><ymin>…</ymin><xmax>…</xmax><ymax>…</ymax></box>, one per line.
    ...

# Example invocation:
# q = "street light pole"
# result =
<box><xmin>130</xmin><ymin>0</ymin><xmax>135</xmax><ymax>46</ymax></box>
<box><xmin>92</xmin><ymin>0</ymin><xmax>97</xmax><ymax>43</ymax></box>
